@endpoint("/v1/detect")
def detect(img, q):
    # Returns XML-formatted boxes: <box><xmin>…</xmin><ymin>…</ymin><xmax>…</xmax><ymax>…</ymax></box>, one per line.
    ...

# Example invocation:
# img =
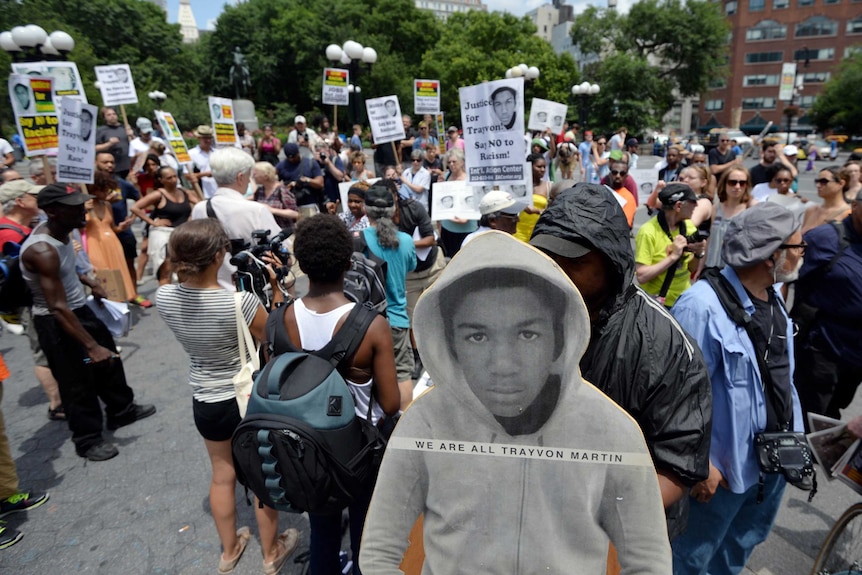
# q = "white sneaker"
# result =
<box><xmin>0</xmin><ymin>318</ymin><xmax>24</xmax><ymax>336</ymax></box>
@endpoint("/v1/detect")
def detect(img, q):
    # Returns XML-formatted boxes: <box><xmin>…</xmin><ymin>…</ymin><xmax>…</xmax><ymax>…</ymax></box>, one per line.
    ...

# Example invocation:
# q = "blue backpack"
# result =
<box><xmin>231</xmin><ymin>301</ymin><xmax>385</xmax><ymax>514</ymax></box>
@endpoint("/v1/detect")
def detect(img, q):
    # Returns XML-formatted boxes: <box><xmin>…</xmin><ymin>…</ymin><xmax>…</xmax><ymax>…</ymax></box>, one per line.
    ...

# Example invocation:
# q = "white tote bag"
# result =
<box><xmin>233</xmin><ymin>293</ymin><xmax>260</xmax><ymax>417</ymax></box>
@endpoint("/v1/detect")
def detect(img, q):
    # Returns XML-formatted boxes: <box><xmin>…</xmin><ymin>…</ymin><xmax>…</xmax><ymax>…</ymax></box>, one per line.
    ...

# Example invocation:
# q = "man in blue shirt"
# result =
<box><xmin>275</xmin><ymin>143</ymin><xmax>324</xmax><ymax>216</ymax></box>
<box><xmin>671</xmin><ymin>202</ymin><xmax>805</xmax><ymax>575</ymax></box>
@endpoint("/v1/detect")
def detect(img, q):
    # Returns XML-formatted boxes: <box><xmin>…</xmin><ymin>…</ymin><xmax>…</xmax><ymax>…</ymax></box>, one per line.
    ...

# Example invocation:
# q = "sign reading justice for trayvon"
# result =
<box><xmin>459</xmin><ymin>77</ymin><xmax>526</xmax><ymax>186</ymax></box>
<box><xmin>8</xmin><ymin>74</ymin><xmax>59</xmax><ymax>157</ymax></box>
<box><xmin>366</xmin><ymin>95</ymin><xmax>406</xmax><ymax>145</ymax></box>
<box><xmin>57</xmin><ymin>97</ymin><xmax>97</xmax><ymax>184</ymax></box>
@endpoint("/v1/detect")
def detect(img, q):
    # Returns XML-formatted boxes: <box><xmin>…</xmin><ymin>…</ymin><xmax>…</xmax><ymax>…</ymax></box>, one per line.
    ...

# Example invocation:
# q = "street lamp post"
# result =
<box><xmin>325</xmin><ymin>41</ymin><xmax>376</xmax><ymax>128</ymax></box>
<box><xmin>148</xmin><ymin>90</ymin><xmax>167</xmax><ymax>110</ymax></box>
<box><xmin>505</xmin><ymin>64</ymin><xmax>540</xmax><ymax>82</ymax></box>
<box><xmin>0</xmin><ymin>26</ymin><xmax>75</xmax><ymax>62</ymax></box>
<box><xmin>571</xmin><ymin>82</ymin><xmax>600</xmax><ymax>130</ymax></box>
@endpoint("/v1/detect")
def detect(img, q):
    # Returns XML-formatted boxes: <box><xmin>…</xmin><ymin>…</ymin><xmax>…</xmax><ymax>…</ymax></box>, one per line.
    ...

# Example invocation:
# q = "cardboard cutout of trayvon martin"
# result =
<box><xmin>359</xmin><ymin>231</ymin><xmax>670</xmax><ymax>574</ymax></box>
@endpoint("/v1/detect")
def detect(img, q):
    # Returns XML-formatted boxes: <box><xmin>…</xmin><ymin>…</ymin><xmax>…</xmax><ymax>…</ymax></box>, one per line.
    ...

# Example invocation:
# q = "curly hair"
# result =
<box><xmin>168</xmin><ymin>219</ymin><xmax>228</xmax><ymax>278</ymax></box>
<box><xmin>293</xmin><ymin>215</ymin><xmax>353</xmax><ymax>283</ymax></box>
<box><xmin>365</xmin><ymin>205</ymin><xmax>400</xmax><ymax>248</ymax></box>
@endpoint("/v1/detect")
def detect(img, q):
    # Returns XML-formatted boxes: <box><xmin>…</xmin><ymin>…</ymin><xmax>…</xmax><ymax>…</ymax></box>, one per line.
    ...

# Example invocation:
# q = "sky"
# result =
<box><xmin>164</xmin><ymin>0</ymin><xmax>602</xmax><ymax>31</ymax></box>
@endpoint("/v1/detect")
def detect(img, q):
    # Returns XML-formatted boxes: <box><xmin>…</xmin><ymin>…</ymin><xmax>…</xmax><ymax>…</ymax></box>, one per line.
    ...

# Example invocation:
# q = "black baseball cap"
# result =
<box><xmin>365</xmin><ymin>183</ymin><xmax>395</xmax><ymax>208</ymax></box>
<box><xmin>658</xmin><ymin>183</ymin><xmax>697</xmax><ymax>206</ymax></box>
<box><xmin>37</xmin><ymin>183</ymin><xmax>93</xmax><ymax>208</ymax></box>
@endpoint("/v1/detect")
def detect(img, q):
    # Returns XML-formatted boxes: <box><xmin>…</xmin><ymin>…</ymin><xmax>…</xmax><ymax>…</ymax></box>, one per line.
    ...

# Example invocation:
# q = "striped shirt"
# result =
<box><xmin>156</xmin><ymin>285</ymin><xmax>260</xmax><ymax>403</ymax></box>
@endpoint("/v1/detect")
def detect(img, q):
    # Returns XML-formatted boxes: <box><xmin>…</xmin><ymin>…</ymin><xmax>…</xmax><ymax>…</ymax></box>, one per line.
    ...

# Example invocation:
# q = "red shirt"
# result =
<box><xmin>0</xmin><ymin>217</ymin><xmax>30</xmax><ymax>250</ymax></box>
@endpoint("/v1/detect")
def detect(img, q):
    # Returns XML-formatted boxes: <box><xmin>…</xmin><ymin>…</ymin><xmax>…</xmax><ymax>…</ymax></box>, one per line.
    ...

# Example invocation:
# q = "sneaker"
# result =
<box><xmin>129</xmin><ymin>295</ymin><xmax>153</xmax><ymax>308</ymax></box>
<box><xmin>80</xmin><ymin>442</ymin><xmax>119</xmax><ymax>461</ymax></box>
<box><xmin>0</xmin><ymin>318</ymin><xmax>24</xmax><ymax>336</ymax></box>
<box><xmin>339</xmin><ymin>550</ymin><xmax>353</xmax><ymax>575</ymax></box>
<box><xmin>48</xmin><ymin>405</ymin><xmax>66</xmax><ymax>421</ymax></box>
<box><xmin>0</xmin><ymin>521</ymin><xmax>22</xmax><ymax>549</ymax></box>
<box><xmin>263</xmin><ymin>528</ymin><xmax>300</xmax><ymax>575</ymax></box>
<box><xmin>218</xmin><ymin>526</ymin><xmax>251</xmax><ymax>574</ymax></box>
<box><xmin>106</xmin><ymin>404</ymin><xmax>156</xmax><ymax>430</ymax></box>
<box><xmin>0</xmin><ymin>491</ymin><xmax>49</xmax><ymax>518</ymax></box>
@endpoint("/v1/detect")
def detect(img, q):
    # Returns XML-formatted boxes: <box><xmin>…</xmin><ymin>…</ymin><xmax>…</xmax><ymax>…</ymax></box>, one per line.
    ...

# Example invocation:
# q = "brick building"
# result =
<box><xmin>698</xmin><ymin>0</ymin><xmax>862</xmax><ymax>133</ymax></box>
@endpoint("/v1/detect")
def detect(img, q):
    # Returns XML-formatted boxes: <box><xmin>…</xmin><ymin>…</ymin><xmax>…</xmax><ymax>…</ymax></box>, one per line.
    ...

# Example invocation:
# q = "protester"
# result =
<box><xmin>314</xmin><ymin>141</ymin><xmax>346</xmax><ymax>213</ymax></box>
<box><xmin>256</xmin><ymin>124</ymin><xmax>281</xmax><ymax>166</ymax></box>
<box><xmin>461</xmin><ymin>190</ymin><xmax>521</xmax><ymax>247</ymax></box>
<box><xmin>287</xmin><ymin>115</ymin><xmax>319</xmax><ymax>160</ymax></box>
<box><xmin>802</xmin><ymin>166</ymin><xmax>851</xmax><ymax>234</ymax></box>
<box><xmin>530</xmin><ymin>183</ymin><xmax>711</xmax><ymax>539</ymax></box>
<box><xmin>794</xmin><ymin>189</ymin><xmax>862</xmax><ymax>427</ymax></box>
<box><xmin>635</xmin><ymin>183</ymin><xmax>704</xmax><ymax>307</ymax></box>
<box><xmin>237</xmin><ymin>122</ymin><xmax>256</xmax><ymax>157</ymax></box>
<box><xmin>708</xmin><ymin>130</ymin><xmax>741</xmax><ymax>178</ymax></box>
<box><xmin>95</xmin><ymin>107</ymin><xmax>132</xmax><ymax>179</ymax></box>
<box><xmin>21</xmin><ymin>184</ymin><xmax>156</xmax><ymax>461</ymax></box>
<box><xmin>188</xmin><ymin>126</ymin><xmax>217</xmax><ymax>199</ymax></box>
<box><xmin>842</xmin><ymin>161</ymin><xmax>862</xmax><ymax>202</ymax></box>
<box><xmin>279</xmin><ymin>214</ymin><xmax>399</xmax><ymax>575</ymax></box>
<box><xmin>338</xmin><ymin>182</ymin><xmax>370</xmax><ymax>233</ymax></box>
<box><xmin>513</xmin><ymin>153</ymin><xmax>550</xmax><ymax>242</ymax></box>
<box><xmin>671</xmin><ymin>202</ymin><xmax>805</xmax><ymax>575</ymax></box>
<box><xmin>399</xmin><ymin>149</ymin><xmax>431</xmax><ymax>211</ymax></box>
<box><xmin>156</xmin><ymin>219</ymin><xmax>298</xmax><ymax>575</ymax></box>
<box><xmin>705</xmin><ymin>167</ymin><xmax>754</xmax><ymax>269</ymax></box>
<box><xmin>437</xmin><ymin>148</ymin><xmax>477</xmax><ymax>258</ymax></box>
<box><xmin>444</xmin><ymin>126</ymin><xmax>463</xmax><ymax>152</ymax></box>
<box><xmin>360</xmin><ymin>231</ymin><xmax>671</xmax><ymax>574</ymax></box>
<box><xmin>251</xmin><ymin>161</ymin><xmax>298</xmax><ymax>233</ymax></box>
<box><xmin>603</xmin><ymin>160</ymin><xmax>636</xmax><ymax>227</ymax></box>
<box><xmin>275</xmin><ymin>143</ymin><xmax>324</xmax><ymax>219</ymax></box>
<box><xmin>349</xmin><ymin>151</ymin><xmax>373</xmax><ymax>181</ymax></box>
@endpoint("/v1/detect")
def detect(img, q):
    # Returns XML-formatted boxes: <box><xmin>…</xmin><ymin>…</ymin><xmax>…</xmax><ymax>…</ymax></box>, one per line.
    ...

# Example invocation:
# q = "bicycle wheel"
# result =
<box><xmin>812</xmin><ymin>503</ymin><xmax>862</xmax><ymax>575</ymax></box>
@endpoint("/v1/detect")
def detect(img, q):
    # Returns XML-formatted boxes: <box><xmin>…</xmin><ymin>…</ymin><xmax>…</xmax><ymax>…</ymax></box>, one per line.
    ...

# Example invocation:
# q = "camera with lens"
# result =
<box><xmin>230</xmin><ymin>228</ymin><xmax>293</xmax><ymax>310</ymax></box>
<box><xmin>319</xmin><ymin>152</ymin><xmax>327</xmax><ymax>161</ymax></box>
<box><xmin>754</xmin><ymin>432</ymin><xmax>815</xmax><ymax>491</ymax></box>
<box><xmin>686</xmin><ymin>229</ymin><xmax>710</xmax><ymax>244</ymax></box>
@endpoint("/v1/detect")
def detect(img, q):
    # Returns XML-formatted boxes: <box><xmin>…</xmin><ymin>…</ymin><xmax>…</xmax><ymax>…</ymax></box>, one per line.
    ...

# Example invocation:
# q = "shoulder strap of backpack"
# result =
<box><xmin>0</xmin><ymin>223</ymin><xmax>28</xmax><ymax>239</ymax></box>
<box><xmin>822</xmin><ymin>220</ymin><xmax>851</xmax><ymax>276</ymax></box>
<box><xmin>205</xmin><ymin>198</ymin><xmax>218</xmax><ymax>220</ymax></box>
<box><xmin>700</xmin><ymin>268</ymin><xmax>751</xmax><ymax>328</ymax></box>
<box><xmin>316</xmin><ymin>302</ymin><xmax>379</xmax><ymax>370</ymax></box>
<box><xmin>265</xmin><ymin>300</ymin><xmax>300</xmax><ymax>357</ymax></box>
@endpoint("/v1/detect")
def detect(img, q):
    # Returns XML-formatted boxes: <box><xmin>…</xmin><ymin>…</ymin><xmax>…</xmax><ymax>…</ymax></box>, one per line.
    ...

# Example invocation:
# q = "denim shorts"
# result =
<box><xmin>192</xmin><ymin>397</ymin><xmax>241</xmax><ymax>442</ymax></box>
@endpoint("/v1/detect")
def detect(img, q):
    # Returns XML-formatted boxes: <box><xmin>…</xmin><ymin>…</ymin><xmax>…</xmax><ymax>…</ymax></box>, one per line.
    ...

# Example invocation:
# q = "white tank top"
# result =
<box><xmin>293</xmin><ymin>299</ymin><xmax>383</xmax><ymax>424</ymax></box>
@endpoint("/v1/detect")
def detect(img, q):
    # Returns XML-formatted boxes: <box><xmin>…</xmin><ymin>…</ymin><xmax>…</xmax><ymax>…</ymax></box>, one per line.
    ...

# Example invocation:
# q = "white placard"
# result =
<box><xmin>57</xmin><ymin>97</ymin><xmax>97</xmax><ymax>183</ymax></box>
<box><xmin>527</xmin><ymin>98</ymin><xmax>568</xmax><ymax>134</ymax></box>
<box><xmin>779</xmin><ymin>62</ymin><xmax>797</xmax><ymax>102</ymax></box>
<box><xmin>460</xmin><ymin>78</ymin><xmax>526</xmax><ymax>186</ymax></box>
<box><xmin>208</xmin><ymin>96</ymin><xmax>240</xmax><ymax>148</ymax></box>
<box><xmin>94</xmin><ymin>64</ymin><xmax>138</xmax><ymax>106</ymax></box>
<box><xmin>366</xmin><ymin>96</ymin><xmax>406</xmax><ymax>145</ymax></box>
<box><xmin>8</xmin><ymin>74</ymin><xmax>58</xmax><ymax>157</ymax></box>
<box><xmin>11</xmin><ymin>61</ymin><xmax>87</xmax><ymax>104</ymax></box>
<box><xmin>322</xmin><ymin>68</ymin><xmax>349</xmax><ymax>106</ymax></box>
<box><xmin>629</xmin><ymin>167</ymin><xmax>659</xmax><ymax>205</ymax></box>
<box><xmin>414</xmin><ymin>79</ymin><xmax>441</xmax><ymax>115</ymax></box>
<box><xmin>155</xmin><ymin>110</ymin><xmax>192</xmax><ymax>165</ymax></box>
<box><xmin>338</xmin><ymin>178</ymin><xmax>381</xmax><ymax>212</ymax></box>
<box><xmin>429</xmin><ymin>180</ymin><xmax>481</xmax><ymax>221</ymax></box>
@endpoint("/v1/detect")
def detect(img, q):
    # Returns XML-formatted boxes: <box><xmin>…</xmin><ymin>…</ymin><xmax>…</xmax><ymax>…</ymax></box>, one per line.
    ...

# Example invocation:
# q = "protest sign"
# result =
<box><xmin>414</xmin><ymin>79</ymin><xmax>440</xmax><ymax>115</ymax></box>
<box><xmin>8</xmin><ymin>74</ymin><xmax>58</xmax><ymax>157</ymax></box>
<box><xmin>429</xmin><ymin>181</ymin><xmax>480</xmax><ymax>222</ymax></box>
<box><xmin>208</xmin><ymin>96</ymin><xmax>239</xmax><ymax>147</ymax></box>
<box><xmin>94</xmin><ymin>64</ymin><xmax>138</xmax><ymax>106</ymax></box>
<box><xmin>459</xmin><ymin>78</ymin><xmax>526</xmax><ymax>186</ymax></box>
<box><xmin>435</xmin><ymin>112</ymin><xmax>445</xmax><ymax>150</ymax></box>
<box><xmin>323</xmin><ymin>68</ymin><xmax>349</xmax><ymax>106</ymax></box>
<box><xmin>527</xmin><ymin>98</ymin><xmax>568</xmax><ymax>135</ymax></box>
<box><xmin>366</xmin><ymin>96</ymin><xmax>406</xmax><ymax>145</ymax></box>
<box><xmin>629</xmin><ymin>167</ymin><xmax>659</xmax><ymax>205</ymax></box>
<box><xmin>57</xmin><ymin>97</ymin><xmax>97</xmax><ymax>183</ymax></box>
<box><xmin>155</xmin><ymin>111</ymin><xmax>192</xmax><ymax>163</ymax></box>
<box><xmin>12</xmin><ymin>61</ymin><xmax>87</xmax><ymax>104</ymax></box>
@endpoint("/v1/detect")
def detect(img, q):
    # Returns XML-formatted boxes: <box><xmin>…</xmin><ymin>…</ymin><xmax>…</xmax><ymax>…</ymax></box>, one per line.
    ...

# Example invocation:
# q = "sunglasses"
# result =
<box><xmin>412</xmin><ymin>159</ymin><xmax>422</xmax><ymax>163</ymax></box>
<box><xmin>815</xmin><ymin>178</ymin><xmax>837</xmax><ymax>185</ymax></box>
<box><xmin>720</xmin><ymin>139</ymin><xmax>730</xmax><ymax>142</ymax></box>
<box><xmin>779</xmin><ymin>242</ymin><xmax>807</xmax><ymax>254</ymax></box>
<box><xmin>597</xmin><ymin>141</ymin><xmax>606</xmax><ymax>146</ymax></box>
<box><xmin>727</xmin><ymin>179</ymin><xmax>746</xmax><ymax>187</ymax></box>
<box><xmin>773</xmin><ymin>178</ymin><xmax>791</xmax><ymax>183</ymax></box>
<box><xmin>610</xmin><ymin>170</ymin><xmax>628</xmax><ymax>176</ymax></box>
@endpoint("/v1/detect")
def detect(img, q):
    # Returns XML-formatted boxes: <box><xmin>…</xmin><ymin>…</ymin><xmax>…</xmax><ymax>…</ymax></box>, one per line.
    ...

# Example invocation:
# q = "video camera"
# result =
<box><xmin>686</xmin><ymin>229</ymin><xmax>710</xmax><ymax>244</ymax></box>
<box><xmin>230</xmin><ymin>228</ymin><xmax>293</xmax><ymax>310</ymax></box>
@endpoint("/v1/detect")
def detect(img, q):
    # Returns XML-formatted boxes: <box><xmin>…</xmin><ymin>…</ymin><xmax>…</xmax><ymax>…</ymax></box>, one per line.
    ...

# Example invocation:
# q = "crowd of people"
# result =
<box><xmin>0</xmin><ymin>109</ymin><xmax>860</xmax><ymax>575</ymax></box>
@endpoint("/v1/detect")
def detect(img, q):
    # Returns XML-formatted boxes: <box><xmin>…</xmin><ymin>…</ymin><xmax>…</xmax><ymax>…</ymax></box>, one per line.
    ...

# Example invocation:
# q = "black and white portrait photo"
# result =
<box><xmin>490</xmin><ymin>86</ymin><xmax>517</xmax><ymax>131</ymax></box>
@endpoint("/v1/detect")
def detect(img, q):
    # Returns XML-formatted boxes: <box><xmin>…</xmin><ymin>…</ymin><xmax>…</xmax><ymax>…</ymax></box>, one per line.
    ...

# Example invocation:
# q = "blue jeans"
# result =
<box><xmin>309</xmin><ymin>488</ymin><xmax>372</xmax><ymax>575</ymax></box>
<box><xmin>672</xmin><ymin>472</ymin><xmax>786</xmax><ymax>575</ymax></box>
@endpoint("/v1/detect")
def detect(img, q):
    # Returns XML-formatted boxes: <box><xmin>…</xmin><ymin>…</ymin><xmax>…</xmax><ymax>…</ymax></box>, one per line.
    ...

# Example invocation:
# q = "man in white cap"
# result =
<box><xmin>671</xmin><ymin>202</ymin><xmax>806</xmax><ymax>575</ymax></box>
<box><xmin>461</xmin><ymin>190</ymin><xmax>521</xmax><ymax>247</ymax></box>
<box><xmin>287</xmin><ymin>115</ymin><xmax>318</xmax><ymax>160</ymax></box>
<box><xmin>128</xmin><ymin>117</ymin><xmax>165</xmax><ymax>163</ymax></box>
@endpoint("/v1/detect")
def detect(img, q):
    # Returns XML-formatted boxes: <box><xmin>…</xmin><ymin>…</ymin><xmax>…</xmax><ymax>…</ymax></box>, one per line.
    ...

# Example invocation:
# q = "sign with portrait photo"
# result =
<box><xmin>629</xmin><ymin>167</ymin><xmax>660</xmax><ymax>205</ymax></box>
<box><xmin>322</xmin><ymin>68</ymin><xmax>349</xmax><ymax>106</ymax></box>
<box><xmin>429</xmin><ymin>180</ymin><xmax>481</xmax><ymax>222</ymax></box>
<box><xmin>459</xmin><ymin>77</ymin><xmax>526</xmax><ymax>186</ymax></box>
<box><xmin>8</xmin><ymin>74</ymin><xmax>58</xmax><ymax>157</ymax></box>
<box><xmin>57</xmin><ymin>97</ymin><xmax>97</xmax><ymax>183</ymax></box>
<box><xmin>94</xmin><ymin>64</ymin><xmax>138</xmax><ymax>106</ymax></box>
<box><xmin>527</xmin><ymin>98</ymin><xmax>568</xmax><ymax>135</ymax></box>
<box><xmin>155</xmin><ymin>110</ymin><xmax>192</xmax><ymax>164</ymax></box>
<box><xmin>414</xmin><ymin>79</ymin><xmax>441</xmax><ymax>115</ymax></box>
<box><xmin>366</xmin><ymin>95</ymin><xmax>406</xmax><ymax>145</ymax></box>
<box><xmin>11</xmin><ymin>61</ymin><xmax>87</xmax><ymax>104</ymax></box>
<box><xmin>208</xmin><ymin>96</ymin><xmax>240</xmax><ymax>148</ymax></box>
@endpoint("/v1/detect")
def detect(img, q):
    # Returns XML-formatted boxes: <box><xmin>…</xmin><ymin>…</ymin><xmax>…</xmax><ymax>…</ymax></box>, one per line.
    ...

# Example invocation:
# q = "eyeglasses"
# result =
<box><xmin>610</xmin><ymin>170</ymin><xmax>628</xmax><ymax>176</ymax></box>
<box><xmin>779</xmin><ymin>242</ymin><xmax>807</xmax><ymax>254</ymax></box>
<box><xmin>727</xmin><ymin>179</ymin><xmax>746</xmax><ymax>187</ymax></box>
<box><xmin>597</xmin><ymin>141</ymin><xmax>606</xmax><ymax>146</ymax></box>
<box><xmin>815</xmin><ymin>178</ymin><xmax>837</xmax><ymax>185</ymax></box>
<box><xmin>773</xmin><ymin>178</ymin><xmax>791</xmax><ymax>183</ymax></box>
<box><xmin>720</xmin><ymin>139</ymin><xmax>730</xmax><ymax>143</ymax></box>
<box><xmin>412</xmin><ymin>159</ymin><xmax>422</xmax><ymax>163</ymax></box>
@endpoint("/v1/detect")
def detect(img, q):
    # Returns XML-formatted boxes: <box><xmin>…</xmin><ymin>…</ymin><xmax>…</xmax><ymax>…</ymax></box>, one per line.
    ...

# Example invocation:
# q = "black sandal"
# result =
<box><xmin>48</xmin><ymin>405</ymin><xmax>66</xmax><ymax>421</ymax></box>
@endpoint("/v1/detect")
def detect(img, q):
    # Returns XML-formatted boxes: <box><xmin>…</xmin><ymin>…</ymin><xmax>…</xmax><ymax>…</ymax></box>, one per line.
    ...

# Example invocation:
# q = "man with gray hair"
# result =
<box><xmin>671</xmin><ymin>202</ymin><xmax>806</xmax><ymax>575</ymax></box>
<box><xmin>190</xmin><ymin>147</ymin><xmax>281</xmax><ymax>290</ymax></box>
<box><xmin>29</xmin><ymin>159</ymin><xmax>56</xmax><ymax>186</ymax></box>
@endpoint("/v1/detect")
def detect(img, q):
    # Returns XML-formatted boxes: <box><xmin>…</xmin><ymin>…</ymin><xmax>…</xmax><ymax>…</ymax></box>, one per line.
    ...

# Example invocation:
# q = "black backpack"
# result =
<box><xmin>347</xmin><ymin>230</ymin><xmax>388</xmax><ymax>317</ymax></box>
<box><xmin>0</xmin><ymin>224</ymin><xmax>33</xmax><ymax>313</ymax></box>
<box><xmin>231</xmin><ymin>301</ymin><xmax>386</xmax><ymax>514</ymax></box>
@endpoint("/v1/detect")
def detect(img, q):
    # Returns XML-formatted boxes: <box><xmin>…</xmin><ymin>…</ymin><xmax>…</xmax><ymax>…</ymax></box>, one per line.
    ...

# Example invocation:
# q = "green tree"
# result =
<box><xmin>420</xmin><ymin>11</ymin><xmax>579</xmax><ymax>126</ymax></box>
<box><xmin>810</xmin><ymin>53</ymin><xmax>862</xmax><ymax>135</ymax></box>
<box><xmin>571</xmin><ymin>0</ymin><xmax>729</xmax><ymax>134</ymax></box>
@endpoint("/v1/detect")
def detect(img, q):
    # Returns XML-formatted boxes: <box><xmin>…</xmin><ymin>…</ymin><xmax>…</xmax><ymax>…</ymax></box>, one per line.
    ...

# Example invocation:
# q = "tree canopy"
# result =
<box><xmin>810</xmin><ymin>53</ymin><xmax>862</xmax><ymax>136</ymax></box>
<box><xmin>570</xmin><ymin>0</ymin><xmax>729</xmax><ymax>134</ymax></box>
